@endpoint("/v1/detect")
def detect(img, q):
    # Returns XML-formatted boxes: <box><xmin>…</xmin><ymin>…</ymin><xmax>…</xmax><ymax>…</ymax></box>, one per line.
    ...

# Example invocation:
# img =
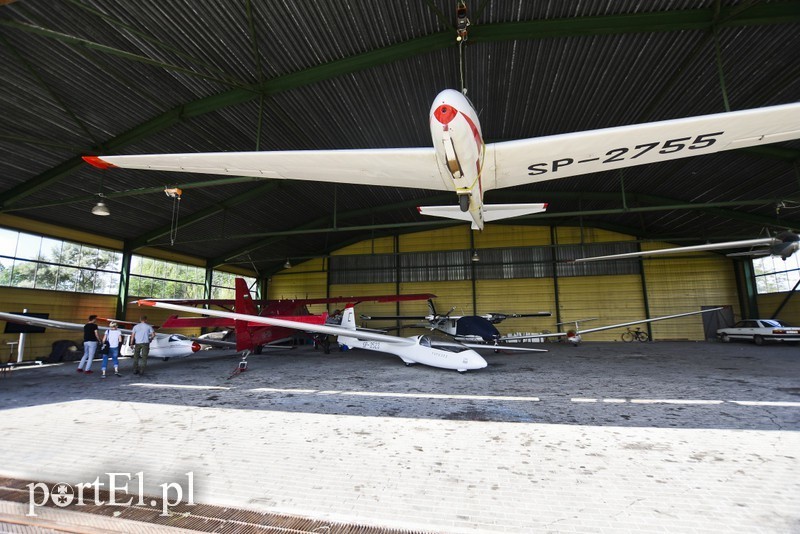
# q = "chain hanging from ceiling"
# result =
<box><xmin>456</xmin><ymin>0</ymin><xmax>470</xmax><ymax>95</ymax></box>
<box><xmin>165</xmin><ymin>187</ymin><xmax>183</xmax><ymax>245</ymax></box>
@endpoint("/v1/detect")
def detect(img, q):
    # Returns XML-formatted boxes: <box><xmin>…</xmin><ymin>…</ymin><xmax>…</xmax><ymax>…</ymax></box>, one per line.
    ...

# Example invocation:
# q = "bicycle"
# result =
<box><xmin>621</xmin><ymin>327</ymin><xmax>649</xmax><ymax>343</ymax></box>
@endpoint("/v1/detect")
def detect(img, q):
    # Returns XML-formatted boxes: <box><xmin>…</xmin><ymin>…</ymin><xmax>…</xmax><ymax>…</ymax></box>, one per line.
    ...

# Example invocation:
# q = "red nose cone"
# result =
<box><xmin>434</xmin><ymin>105</ymin><xmax>458</xmax><ymax>125</ymax></box>
<box><xmin>191</xmin><ymin>342</ymin><xmax>201</xmax><ymax>353</ymax></box>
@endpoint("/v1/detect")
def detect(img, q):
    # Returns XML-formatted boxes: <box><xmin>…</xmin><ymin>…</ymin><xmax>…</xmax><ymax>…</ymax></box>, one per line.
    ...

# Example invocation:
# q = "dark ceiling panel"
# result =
<box><xmin>1</xmin><ymin>1</ymin><xmax>798</xmax><ymax>275</ymax></box>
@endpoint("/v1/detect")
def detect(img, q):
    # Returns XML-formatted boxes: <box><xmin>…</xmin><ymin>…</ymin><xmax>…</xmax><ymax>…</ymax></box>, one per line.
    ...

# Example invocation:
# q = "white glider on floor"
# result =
<box><xmin>136</xmin><ymin>299</ymin><xmax>546</xmax><ymax>372</ymax></box>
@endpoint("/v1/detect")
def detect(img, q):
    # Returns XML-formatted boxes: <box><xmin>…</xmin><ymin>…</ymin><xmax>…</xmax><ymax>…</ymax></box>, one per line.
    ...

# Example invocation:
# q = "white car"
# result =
<box><xmin>717</xmin><ymin>319</ymin><xmax>800</xmax><ymax>345</ymax></box>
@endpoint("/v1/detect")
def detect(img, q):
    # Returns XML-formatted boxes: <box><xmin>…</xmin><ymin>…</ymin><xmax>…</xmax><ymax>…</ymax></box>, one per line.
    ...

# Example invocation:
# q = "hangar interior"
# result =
<box><xmin>1</xmin><ymin>1</ymin><xmax>799</xmax><ymax>358</ymax></box>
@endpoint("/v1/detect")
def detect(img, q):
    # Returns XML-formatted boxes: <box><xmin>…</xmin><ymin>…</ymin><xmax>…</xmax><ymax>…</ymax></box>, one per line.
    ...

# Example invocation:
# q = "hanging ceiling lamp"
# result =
<box><xmin>91</xmin><ymin>199</ymin><xmax>110</xmax><ymax>216</ymax></box>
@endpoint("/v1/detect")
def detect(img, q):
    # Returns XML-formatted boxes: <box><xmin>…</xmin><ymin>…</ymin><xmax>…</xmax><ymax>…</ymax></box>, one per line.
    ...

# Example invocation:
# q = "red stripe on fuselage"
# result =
<box><xmin>432</xmin><ymin>101</ymin><xmax>485</xmax><ymax>198</ymax></box>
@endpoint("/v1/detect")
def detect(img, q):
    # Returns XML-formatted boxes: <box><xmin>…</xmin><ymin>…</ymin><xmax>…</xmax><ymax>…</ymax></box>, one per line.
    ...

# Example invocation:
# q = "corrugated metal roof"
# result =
<box><xmin>1</xmin><ymin>0</ymin><xmax>798</xmax><ymax>274</ymax></box>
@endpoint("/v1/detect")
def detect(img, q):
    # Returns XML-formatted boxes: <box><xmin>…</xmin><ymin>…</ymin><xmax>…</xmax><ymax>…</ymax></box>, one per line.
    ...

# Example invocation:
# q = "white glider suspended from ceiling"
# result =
<box><xmin>84</xmin><ymin>90</ymin><xmax>800</xmax><ymax>230</ymax></box>
<box><xmin>573</xmin><ymin>231</ymin><xmax>800</xmax><ymax>263</ymax></box>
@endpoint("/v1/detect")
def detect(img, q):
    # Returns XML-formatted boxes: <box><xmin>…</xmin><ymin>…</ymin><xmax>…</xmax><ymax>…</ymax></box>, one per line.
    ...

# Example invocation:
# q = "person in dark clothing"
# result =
<box><xmin>77</xmin><ymin>315</ymin><xmax>102</xmax><ymax>374</ymax></box>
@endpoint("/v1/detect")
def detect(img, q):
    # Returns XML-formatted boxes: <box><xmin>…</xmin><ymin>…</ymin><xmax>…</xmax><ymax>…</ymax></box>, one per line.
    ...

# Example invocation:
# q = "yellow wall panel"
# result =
<box><xmin>329</xmin><ymin>282</ymin><xmax>405</xmax><ymax>324</ymax></box>
<box><xmin>473</xmin><ymin>225</ymin><xmax>550</xmax><ymax>249</ymax></box>
<box><xmin>644</xmin><ymin>255</ymin><xmax>738</xmax><ymax>340</ymax></box>
<box><xmin>0</xmin><ymin>287</ymin><xmax>116</xmax><ymax>361</ymax></box>
<box><xmin>475</xmin><ymin>278</ymin><xmax>555</xmax><ymax>335</ymax></box>
<box><xmin>554</xmin><ymin>226</ymin><xmax>636</xmax><ymax>245</ymax></box>
<box><xmin>756</xmin><ymin>292</ymin><xmax>800</xmax><ymax>325</ymax></box>
<box><xmin>395</xmin><ymin>280</ymin><xmax>472</xmax><ymax>336</ymax></box>
<box><xmin>276</xmin><ymin>257</ymin><xmax>325</xmax><ymax>274</ymax></box>
<box><xmin>332</xmin><ymin>236</ymin><xmax>396</xmax><ymax>256</ymax></box>
<box><xmin>268</xmin><ymin>270</ymin><xmax>327</xmax><ymax>304</ymax></box>
<box><xmin>400</xmin><ymin>227</ymin><xmax>471</xmax><ymax>252</ymax></box>
<box><xmin>557</xmin><ymin>274</ymin><xmax>646</xmax><ymax>341</ymax></box>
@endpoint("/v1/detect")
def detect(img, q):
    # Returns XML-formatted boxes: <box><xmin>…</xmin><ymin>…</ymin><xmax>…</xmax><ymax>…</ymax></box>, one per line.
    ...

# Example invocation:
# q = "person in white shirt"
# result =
<box><xmin>101</xmin><ymin>322</ymin><xmax>123</xmax><ymax>378</ymax></box>
<box><xmin>130</xmin><ymin>315</ymin><xmax>155</xmax><ymax>376</ymax></box>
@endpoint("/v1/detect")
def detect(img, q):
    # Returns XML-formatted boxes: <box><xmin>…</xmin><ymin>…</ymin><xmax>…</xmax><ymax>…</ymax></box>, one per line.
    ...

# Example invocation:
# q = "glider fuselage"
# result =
<box><xmin>429</xmin><ymin>89</ymin><xmax>486</xmax><ymax>228</ymax></box>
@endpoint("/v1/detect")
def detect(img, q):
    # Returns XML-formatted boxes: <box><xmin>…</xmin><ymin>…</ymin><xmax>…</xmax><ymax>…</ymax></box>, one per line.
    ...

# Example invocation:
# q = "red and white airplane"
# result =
<box><xmin>84</xmin><ymin>90</ymin><xmax>800</xmax><ymax>230</ymax></box>
<box><xmin>138</xmin><ymin>298</ymin><xmax>498</xmax><ymax>372</ymax></box>
<box><xmin>158</xmin><ymin>278</ymin><xmax>436</xmax><ymax>354</ymax></box>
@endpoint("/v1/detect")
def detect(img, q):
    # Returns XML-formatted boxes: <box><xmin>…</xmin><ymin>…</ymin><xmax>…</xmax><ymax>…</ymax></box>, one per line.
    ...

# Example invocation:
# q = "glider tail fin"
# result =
<box><xmin>340</xmin><ymin>306</ymin><xmax>357</xmax><ymax>331</ymax></box>
<box><xmin>337</xmin><ymin>305</ymin><xmax>359</xmax><ymax>350</ymax></box>
<box><xmin>418</xmin><ymin>203</ymin><xmax>548</xmax><ymax>229</ymax></box>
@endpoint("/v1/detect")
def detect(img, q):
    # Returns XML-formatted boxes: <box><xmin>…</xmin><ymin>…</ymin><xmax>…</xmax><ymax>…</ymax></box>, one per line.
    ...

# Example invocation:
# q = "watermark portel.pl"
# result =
<box><xmin>27</xmin><ymin>471</ymin><xmax>195</xmax><ymax>517</ymax></box>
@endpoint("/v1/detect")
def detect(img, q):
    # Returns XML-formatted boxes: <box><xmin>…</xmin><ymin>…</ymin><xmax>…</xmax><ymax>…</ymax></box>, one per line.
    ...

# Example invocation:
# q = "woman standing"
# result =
<box><xmin>101</xmin><ymin>322</ymin><xmax>122</xmax><ymax>378</ymax></box>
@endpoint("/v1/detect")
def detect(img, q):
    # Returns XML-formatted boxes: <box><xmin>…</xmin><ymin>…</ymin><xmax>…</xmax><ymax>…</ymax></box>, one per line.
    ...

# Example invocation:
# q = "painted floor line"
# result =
<box><xmin>126</xmin><ymin>386</ymin><xmax>800</xmax><ymax>407</ymax></box>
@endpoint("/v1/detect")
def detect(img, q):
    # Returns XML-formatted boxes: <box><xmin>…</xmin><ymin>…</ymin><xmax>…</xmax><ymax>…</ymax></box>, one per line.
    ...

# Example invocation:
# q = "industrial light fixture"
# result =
<box><xmin>283</xmin><ymin>259</ymin><xmax>292</xmax><ymax>269</ymax></box>
<box><xmin>92</xmin><ymin>176</ymin><xmax>110</xmax><ymax>216</ymax></box>
<box><xmin>471</xmin><ymin>250</ymin><xmax>480</xmax><ymax>262</ymax></box>
<box><xmin>91</xmin><ymin>198</ymin><xmax>110</xmax><ymax>216</ymax></box>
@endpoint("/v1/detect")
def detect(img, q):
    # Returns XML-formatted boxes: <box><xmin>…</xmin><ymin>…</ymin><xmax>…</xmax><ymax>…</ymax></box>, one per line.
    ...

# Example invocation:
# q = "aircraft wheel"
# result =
<box><xmin>720</xmin><ymin>333</ymin><xmax>730</xmax><ymax>343</ymax></box>
<box><xmin>459</xmin><ymin>194</ymin><xmax>470</xmax><ymax>212</ymax></box>
<box><xmin>753</xmin><ymin>335</ymin><xmax>764</xmax><ymax>346</ymax></box>
<box><xmin>162</xmin><ymin>358</ymin><xmax>170</xmax><ymax>362</ymax></box>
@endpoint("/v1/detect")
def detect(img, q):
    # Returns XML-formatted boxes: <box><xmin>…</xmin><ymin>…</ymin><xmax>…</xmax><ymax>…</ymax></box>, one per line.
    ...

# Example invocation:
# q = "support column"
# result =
<box><xmin>204</xmin><ymin>266</ymin><xmax>213</xmax><ymax>301</ymax></box>
<box><xmin>550</xmin><ymin>226</ymin><xmax>562</xmax><ymax>331</ymax></box>
<box><xmin>115</xmin><ymin>244</ymin><xmax>132</xmax><ymax>320</ymax></box>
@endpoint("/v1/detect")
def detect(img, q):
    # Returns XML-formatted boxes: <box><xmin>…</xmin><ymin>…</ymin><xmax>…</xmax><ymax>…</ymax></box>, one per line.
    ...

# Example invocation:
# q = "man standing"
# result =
<box><xmin>130</xmin><ymin>315</ymin><xmax>155</xmax><ymax>376</ymax></box>
<box><xmin>77</xmin><ymin>315</ymin><xmax>102</xmax><ymax>374</ymax></box>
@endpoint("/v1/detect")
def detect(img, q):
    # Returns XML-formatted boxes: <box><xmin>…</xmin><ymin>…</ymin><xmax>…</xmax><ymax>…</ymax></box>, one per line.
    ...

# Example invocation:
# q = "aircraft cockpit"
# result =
<box><xmin>168</xmin><ymin>334</ymin><xmax>189</xmax><ymax>342</ymax></box>
<box><xmin>418</xmin><ymin>335</ymin><xmax>470</xmax><ymax>353</ymax></box>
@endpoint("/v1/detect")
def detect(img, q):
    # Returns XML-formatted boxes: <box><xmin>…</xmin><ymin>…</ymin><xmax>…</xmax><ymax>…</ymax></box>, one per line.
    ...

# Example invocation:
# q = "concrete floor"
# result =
<box><xmin>0</xmin><ymin>340</ymin><xmax>798</xmax><ymax>533</ymax></box>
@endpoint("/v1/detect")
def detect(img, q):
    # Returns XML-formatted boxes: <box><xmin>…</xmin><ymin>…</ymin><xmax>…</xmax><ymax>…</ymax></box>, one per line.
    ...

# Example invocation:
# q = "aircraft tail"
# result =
<box><xmin>340</xmin><ymin>306</ymin><xmax>357</xmax><ymax>331</ymax></box>
<box><xmin>418</xmin><ymin>203</ymin><xmax>547</xmax><ymax>229</ymax></box>
<box><xmin>337</xmin><ymin>306</ymin><xmax>359</xmax><ymax>349</ymax></box>
<box><xmin>235</xmin><ymin>278</ymin><xmax>258</xmax><ymax>315</ymax></box>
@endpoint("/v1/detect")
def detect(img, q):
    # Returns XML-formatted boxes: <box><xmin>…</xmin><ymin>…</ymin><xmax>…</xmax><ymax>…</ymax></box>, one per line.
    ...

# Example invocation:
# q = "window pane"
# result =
<box><xmin>0</xmin><ymin>228</ymin><xmax>18</xmax><ymax>257</ymax></box>
<box><xmin>187</xmin><ymin>266</ymin><xmax>205</xmax><ymax>284</ymax></box>
<box><xmin>15</xmin><ymin>233</ymin><xmax>42</xmax><ymax>260</ymax></box>
<box><xmin>101</xmin><ymin>250</ymin><xmax>122</xmax><ymax>272</ymax></box>
<box><xmin>140</xmin><ymin>257</ymin><xmax>154</xmax><ymax>277</ymax></box>
<box><xmin>0</xmin><ymin>256</ymin><xmax>12</xmax><ymax>285</ymax></box>
<box><xmin>80</xmin><ymin>246</ymin><xmax>99</xmax><ymax>269</ymax></box>
<box><xmin>35</xmin><ymin>264</ymin><xmax>58</xmax><ymax>290</ymax></box>
<box><xmin>39</xmin><ymin>238</ymin><xmax>62</xmax><ymax>263</ymax></box>
<box><xmin>130</xmin><ymin>255</ymin><xmax>143</xmax><ymax>274</ymax></box>
<box><xmin>56</xmin><ymin>266</ymin><xmax>80</xmax><ymax>291</ymax></box>
<box><xmin>212</xmin><ymin>287</ymin><xmax>234</xmax><ymax>299</ymax></box>
<box><xmin>94</xmin><ymin>272</ymin><xmax>119</xmax><ymax>294</ymax></box>
<box><xmin>60</xmin><ymin>243</ymin><xmax>83</xmax><ymax>266</ymax></box>
<box><xmin>11</xmin><ymin>259</ymin><xmax>36</xmax><ymax>287</ymax></box>
<box><xmin>78</xmin><ymin>269</ymin><xmax>96</xmax><ymax>292</ymax></box>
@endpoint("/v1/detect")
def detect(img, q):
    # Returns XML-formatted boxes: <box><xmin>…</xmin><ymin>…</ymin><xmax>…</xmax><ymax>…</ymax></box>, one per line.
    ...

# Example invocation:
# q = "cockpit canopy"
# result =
<box><xmin>417</xmin><ymin>335</ymin><xmax>470</xmax><ymax>353</ymax></box>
